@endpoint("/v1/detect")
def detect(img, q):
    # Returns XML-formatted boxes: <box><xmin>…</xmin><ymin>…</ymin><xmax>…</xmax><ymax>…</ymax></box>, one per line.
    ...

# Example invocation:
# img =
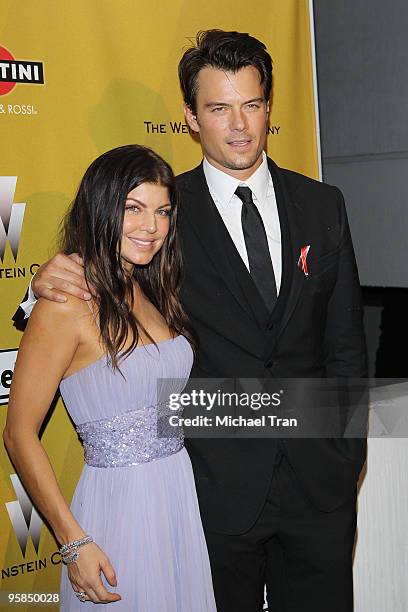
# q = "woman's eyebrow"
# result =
<box><xmin>126</xmin><ymin>197</ymin><xmax>171</xmax><ymax>208</ymax></box>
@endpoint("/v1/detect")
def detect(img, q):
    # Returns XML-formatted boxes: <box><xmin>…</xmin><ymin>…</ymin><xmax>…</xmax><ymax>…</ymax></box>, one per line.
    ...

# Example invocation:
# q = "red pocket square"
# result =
<box><xmin>297</xmin><ymin>245</ymin><xmax>310</xmax><ymax>276</ymax></box>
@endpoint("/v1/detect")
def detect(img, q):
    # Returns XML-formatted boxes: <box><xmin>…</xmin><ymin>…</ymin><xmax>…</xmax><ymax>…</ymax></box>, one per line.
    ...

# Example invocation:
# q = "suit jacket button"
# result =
<box><xmin>265</xmin><ymin>359</ymin><xmax>274</xmax><ymax>368</ymax></box>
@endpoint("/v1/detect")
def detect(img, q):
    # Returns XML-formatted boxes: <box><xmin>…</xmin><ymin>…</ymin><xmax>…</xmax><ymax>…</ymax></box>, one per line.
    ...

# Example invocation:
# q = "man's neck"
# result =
<box><xmin>203</xmin><ymin>152</ymin><xmax>265</xmax><ymax>181</ymax></box>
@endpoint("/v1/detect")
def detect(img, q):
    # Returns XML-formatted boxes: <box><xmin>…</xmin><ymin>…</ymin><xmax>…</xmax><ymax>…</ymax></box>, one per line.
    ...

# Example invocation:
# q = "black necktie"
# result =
<box><xmin>235</xmin><ymin>186</ymin><xmax>277</xmax><ymax>310</ymax></box>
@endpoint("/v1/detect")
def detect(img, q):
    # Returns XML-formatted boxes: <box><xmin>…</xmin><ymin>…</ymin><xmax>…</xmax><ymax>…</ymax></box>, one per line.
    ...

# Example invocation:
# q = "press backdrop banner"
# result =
<box><xmin>0</xmin><ymin>0</ymin><xmax>320</xmax><ymax>607</ymax></box>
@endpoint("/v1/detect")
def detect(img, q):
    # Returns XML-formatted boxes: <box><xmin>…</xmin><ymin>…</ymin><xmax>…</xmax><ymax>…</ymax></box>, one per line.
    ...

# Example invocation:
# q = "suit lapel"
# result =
<box><xmin>267</xmin><ymin>159</ymin><xmax>308</xmax><ymax>341</ymax></box>
<box><xmin>180</xmin><ymin>164</ymin><xmax>266</xmax><ymax>325</ymax></box>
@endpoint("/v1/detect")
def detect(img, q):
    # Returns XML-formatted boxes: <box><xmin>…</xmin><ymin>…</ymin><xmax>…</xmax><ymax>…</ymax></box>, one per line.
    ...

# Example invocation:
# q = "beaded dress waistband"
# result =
<box><xmin>76</xmin><ymin>401</ymin><xmax>183</xmax><ymax>468</ymax></box>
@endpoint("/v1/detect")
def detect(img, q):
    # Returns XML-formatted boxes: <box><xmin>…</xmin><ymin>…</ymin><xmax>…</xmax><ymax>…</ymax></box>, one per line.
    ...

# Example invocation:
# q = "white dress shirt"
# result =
<box><xmin>203</xmin><ymin>151</ymin><xmax>282</xmax><ymax>293</ymax></box>
<box><xmin>20</xmin><ymin>279</ymin><xmax>38</xmax><ymax>318</ymax></box>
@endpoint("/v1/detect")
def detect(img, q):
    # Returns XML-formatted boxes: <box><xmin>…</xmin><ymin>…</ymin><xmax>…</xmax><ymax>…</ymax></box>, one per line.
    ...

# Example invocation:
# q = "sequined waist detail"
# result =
<box><xmin>76</xmin><ymin>402</ymin><xmax>183</xmax><ymax>468</ymax></box>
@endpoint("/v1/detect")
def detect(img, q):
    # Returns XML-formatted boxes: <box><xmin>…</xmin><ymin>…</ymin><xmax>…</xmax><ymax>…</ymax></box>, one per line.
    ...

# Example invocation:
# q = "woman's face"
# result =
<box><xmin>120</xmin><ymin>182</ymin><xmax>172</xmax><ymax>270</ymax></box>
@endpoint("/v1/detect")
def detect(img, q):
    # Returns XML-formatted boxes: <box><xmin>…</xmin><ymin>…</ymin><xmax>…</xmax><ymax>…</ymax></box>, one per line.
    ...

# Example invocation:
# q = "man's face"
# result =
<box><xmin>184</xmin><ymin>66</ymin><xmax>269</xmax><ymax>180</ymax></box>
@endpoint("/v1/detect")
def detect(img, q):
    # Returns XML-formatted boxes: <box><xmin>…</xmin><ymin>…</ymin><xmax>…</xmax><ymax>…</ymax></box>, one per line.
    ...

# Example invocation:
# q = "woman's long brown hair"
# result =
<box><xmin>60</xmin><ymin>144</ymin><xmax>195</xmax><ymax>371</ymax></box>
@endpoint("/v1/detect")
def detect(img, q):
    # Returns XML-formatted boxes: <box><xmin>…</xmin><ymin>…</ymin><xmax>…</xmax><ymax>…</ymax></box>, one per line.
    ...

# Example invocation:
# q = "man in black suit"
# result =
<box><xmin>18</xmin><ymin>30</ymin><xmax>367</xmax><ymax>612</ymax></box>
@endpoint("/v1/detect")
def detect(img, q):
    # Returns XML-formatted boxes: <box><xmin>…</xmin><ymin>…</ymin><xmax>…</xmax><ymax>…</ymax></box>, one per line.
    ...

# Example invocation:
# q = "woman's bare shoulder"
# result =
<box><xmin>29</xmin><ymin>294</ymin><xmax>93</xmax><ymax>329</ymax></box>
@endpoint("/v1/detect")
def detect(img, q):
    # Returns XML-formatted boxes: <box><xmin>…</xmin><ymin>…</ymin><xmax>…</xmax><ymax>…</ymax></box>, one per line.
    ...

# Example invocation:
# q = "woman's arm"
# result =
<box><xmin>3</xmin><ymin>297</ymin><xmax>120</xmax><ymax>603</ymax></box>
<box><xmin>5</xmin><ymin>297</ymin><xmax>85</xmax><ymax>541</ymax></box>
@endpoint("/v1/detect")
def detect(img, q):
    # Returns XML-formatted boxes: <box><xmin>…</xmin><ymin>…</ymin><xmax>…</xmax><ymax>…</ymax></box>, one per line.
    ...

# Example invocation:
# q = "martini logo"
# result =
<box><xmin>0</xmin><ymin>46</ymin><xmax>44</xmax><ymax>96</ymax></box>
<box><xmin>0</xmin><ymin>177</ymin><xmax>26</xmax><ymax>262</ymax></box>
<box><xmin>5</xmin><ymin>474</ymin><xmax>42</xmax><ymax>556</ymax></box>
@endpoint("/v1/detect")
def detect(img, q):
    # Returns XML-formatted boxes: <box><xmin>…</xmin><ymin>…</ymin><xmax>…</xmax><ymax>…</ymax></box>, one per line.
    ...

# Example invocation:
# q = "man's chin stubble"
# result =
<box><xmin>222</xmin><ymin>154</ymin><xmax>262</xmax><ymax>171</ymax></box>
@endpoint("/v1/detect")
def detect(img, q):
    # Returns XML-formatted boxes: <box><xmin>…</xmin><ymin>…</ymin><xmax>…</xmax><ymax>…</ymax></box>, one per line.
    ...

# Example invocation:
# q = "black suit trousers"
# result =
<box><xmin>204</xmin><ymin>449</ymin><xmax>357</xmax><ymax>612</ymax></box>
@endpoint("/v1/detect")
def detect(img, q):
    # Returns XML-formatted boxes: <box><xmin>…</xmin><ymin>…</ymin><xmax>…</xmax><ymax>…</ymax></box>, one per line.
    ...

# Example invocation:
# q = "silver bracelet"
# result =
<box><xmin>60</xmin><ymin>535</ymin><xmax>93</xmax><ymax>555</ymax></box>
<box><xmin>60</xmin><ymin>535</ymin><xmax>93</xmax><ymax>565</ymax></box>
<box><xmin>61</xmin><ymin>550</ymin><xmax>79</xmax><ymax>566</ymax></box>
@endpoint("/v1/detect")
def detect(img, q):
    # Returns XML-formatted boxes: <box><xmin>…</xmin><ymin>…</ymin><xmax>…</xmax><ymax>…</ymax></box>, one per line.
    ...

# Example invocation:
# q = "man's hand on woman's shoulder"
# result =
<box><xmin>32</xmin><ymin>252</ymin><xmax>91</xmax><ymax>302</ymax></box>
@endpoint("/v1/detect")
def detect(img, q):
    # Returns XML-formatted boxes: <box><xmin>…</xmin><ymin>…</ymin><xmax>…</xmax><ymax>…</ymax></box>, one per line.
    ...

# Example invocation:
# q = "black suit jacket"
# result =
<box><xmin>177</xmin><ymin>157</ymin><xmax>367</xmax><ymax>534</ymax></box>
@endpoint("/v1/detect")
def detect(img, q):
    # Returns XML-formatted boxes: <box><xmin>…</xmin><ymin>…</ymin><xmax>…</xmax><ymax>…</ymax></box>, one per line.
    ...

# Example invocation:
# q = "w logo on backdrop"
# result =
<box><xmin>0</xmin><ymin>176</ymin><xmax>26</xmax><ymax>261</ymax></box>
<box><xmin>5</xmin><ymin>474</ymin><xmax>42</xmax><ymax>556</ymax></box>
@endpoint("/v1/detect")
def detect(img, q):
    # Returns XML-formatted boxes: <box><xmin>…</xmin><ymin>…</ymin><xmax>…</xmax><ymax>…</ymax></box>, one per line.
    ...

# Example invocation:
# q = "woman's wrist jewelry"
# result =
<box><xmin>60</xmin><ymin>535</ymin><xmax>93</xmax><ymax>555</ymax></box>
<box><xmin>59</xmin><ymin>535</ymin><xmax>93</xmax><ymax>565</ymax></box>
<box><xmin>62</xmin><ymin>550</ymin><xmax>79</xmax><ymax>565</ymax></box>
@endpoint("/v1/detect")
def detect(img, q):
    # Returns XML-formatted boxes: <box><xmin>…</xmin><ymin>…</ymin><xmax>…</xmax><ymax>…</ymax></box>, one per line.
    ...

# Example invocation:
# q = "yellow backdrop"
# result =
<box><xmin>0</xmin><ymin>1</ymin><xmax>320</xmax><ymax>607</ymax></box>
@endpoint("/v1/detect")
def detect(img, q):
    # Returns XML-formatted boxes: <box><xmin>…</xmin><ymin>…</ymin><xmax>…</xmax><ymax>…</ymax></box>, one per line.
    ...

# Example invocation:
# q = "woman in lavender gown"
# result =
<box><xmin>4</xmin><ymin>145</ymin><xmax>217</xmax><ymax>610</ymax></box>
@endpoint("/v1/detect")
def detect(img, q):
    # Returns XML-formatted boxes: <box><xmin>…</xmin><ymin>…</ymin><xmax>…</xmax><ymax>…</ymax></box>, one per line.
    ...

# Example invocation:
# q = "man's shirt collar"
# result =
<box><xmin>203</xmin><ymin>151</ymin><xmax>270</xmax><ymax>208</ymax></box>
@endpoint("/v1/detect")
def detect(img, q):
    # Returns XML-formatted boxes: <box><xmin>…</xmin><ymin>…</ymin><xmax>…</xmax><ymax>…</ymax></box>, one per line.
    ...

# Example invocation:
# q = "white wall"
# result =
<box><xmin>354</xmin><ymin>384</ymin><xmax>408</xmax><ymax>610</ymax></box>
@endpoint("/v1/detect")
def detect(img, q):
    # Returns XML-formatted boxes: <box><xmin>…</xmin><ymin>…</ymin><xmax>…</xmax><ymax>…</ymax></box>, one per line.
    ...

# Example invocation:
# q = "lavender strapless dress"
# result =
<box><xmin>59</xmin><ymin>336</ymin><xmax>216</xmax><ymax>611</ymax></box>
